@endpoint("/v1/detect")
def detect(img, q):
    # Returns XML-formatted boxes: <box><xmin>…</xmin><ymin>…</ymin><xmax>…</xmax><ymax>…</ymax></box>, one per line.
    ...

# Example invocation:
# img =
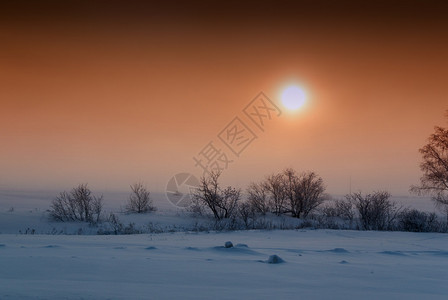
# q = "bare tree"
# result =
<box><xmin>246</xmin><ymin>182</ymin><xmax>270</xmax><ymax>215</ymax></box>
<box><xmin>246</xmin><ymin>169</ymin><xmax>326</xmax><ymax>218</ymax></box>
<box><xmin>263</xmin><ymin>173</ymin><xmax>288</xmax><ymax>215</ymax></box>
<box><xmin>237</xmin><ymin>201</ymin><xmax>257</xmax><ymax>229</ymax></box>
<box><xmin>283</xmin><ymin>169</ymin><xmax>327</xmax><ymax>218</ymax></box>
<box><xmin>283</xmin><ymin>168</ymin><xmax>299</xmax><ymax>216</ymax></box>
<box><xmin>50</xmin><ymin>191</ymin><xmax>75</xmax><ymax>221</ymax></box>
<box><xmin>296</xmin><ymin>171</ymin><xmax>327</xmax><ymax>218</ymax></box>
<box><xmin>411</xmin><ymin>112</ymin><xmax>448</xmax><ymax>220</ymax></box>
<box><xmin>220</xmin><ymin>186</ymin><xmax>241</xmax><ymax>219</ymax></box>
<box><xmin>347</xmin><ymin>191</ymin><xmax>400</xmax><ymax>231</ymax></box>
<box><xmin>91</xmin><ymin>194</ymin><xmax>104</xmax><ymax>224</ymax></box>
<box><xmin>126</xmin><ymin>183</ymin><xmax>155</xmax><ymax>213</ymax></box>
<box><xmin>50</xmin><ymin>184</ymin><xmax>103</xmax><ymax>223</ymax></box>
<box><xmin>334</xmin><ymin>199</ymin><xmax>355</xmax><ymax>222</ymax></box>
<box><xmin>321</xmin><ymin>198</ymin><xmax>355</xmax><ymax>224</ymax></box>
<box><xmin>193</xmin><ymin>171</ymin><xmax>240</xmax><ymax>220</ymax></box>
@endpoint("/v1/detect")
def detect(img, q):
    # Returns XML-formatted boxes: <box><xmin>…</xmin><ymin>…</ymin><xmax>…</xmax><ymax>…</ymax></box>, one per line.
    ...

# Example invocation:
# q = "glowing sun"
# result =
<box><xmin>281</xmin><ymin>86</ymin><xmax>306</xmax><ymax>111</ymax></box>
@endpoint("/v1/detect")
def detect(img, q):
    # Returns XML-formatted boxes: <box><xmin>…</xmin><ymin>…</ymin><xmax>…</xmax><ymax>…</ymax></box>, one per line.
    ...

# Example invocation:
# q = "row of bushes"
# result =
<box><xmin>96</xmin><ymin>204</ymin><xmax>446</xmax><ymax>234</ymax></box>
<box><xmin>190</xmin><ymin>170</ymin><xmax>446</xmax><ymax>232</ymax></box>
<box><xmin>187</xmin><ymin>202</ymin><xmax>446</xmax><ymax>233</ymax></box>
<box><xmin>49</xmin><ymin>183</ymin><xmax>155</xmax><ymax>223</ymax></box>
<box><xmin>48</xmin><ymin>170</ymin><xmax>447</xmax><ymax>234</ymax></box>
<box><xmin>190</xmin><ymin>169</ymin><xmax>329</xmax><ymax>220</ymax></box>
<box><xmin>318</xmin><ymin>198</ymin><xmax>444</xmax><ymax>232</ymax></box>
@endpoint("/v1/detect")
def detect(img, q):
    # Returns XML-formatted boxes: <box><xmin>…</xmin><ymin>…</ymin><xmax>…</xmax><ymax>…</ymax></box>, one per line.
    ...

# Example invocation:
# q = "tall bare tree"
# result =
<box><xmin>411</xmin><ymin>111</ymin><xmax>448</xmax><ymax>220</ymax></box>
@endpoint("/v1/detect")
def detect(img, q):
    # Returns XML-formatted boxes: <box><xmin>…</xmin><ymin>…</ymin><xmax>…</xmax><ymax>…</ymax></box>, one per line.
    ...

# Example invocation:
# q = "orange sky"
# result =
<box><xmin>1</xmin><ymin>1</ymin><xmax>447</xmax><ymax>195</ymax></box>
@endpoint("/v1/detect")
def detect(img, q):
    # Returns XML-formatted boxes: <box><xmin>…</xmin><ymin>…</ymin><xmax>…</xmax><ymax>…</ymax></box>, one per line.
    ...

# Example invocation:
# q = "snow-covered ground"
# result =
<box><xmin>1</xmin><ymin>230</ymin><xmax>448</xmax><ymax>299</ymax></box>
<box><xmin>1</xmin><ymin>189</ymin><xmax>447</xmax><ymax>299</ymax></box>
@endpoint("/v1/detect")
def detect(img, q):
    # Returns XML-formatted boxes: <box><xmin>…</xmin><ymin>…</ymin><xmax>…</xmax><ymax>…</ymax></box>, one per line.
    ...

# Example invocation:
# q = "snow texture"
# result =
<box><xmin>1</xmin><ymin>230</ymin><xmax>448</xmax><ymax>299</ymax></box>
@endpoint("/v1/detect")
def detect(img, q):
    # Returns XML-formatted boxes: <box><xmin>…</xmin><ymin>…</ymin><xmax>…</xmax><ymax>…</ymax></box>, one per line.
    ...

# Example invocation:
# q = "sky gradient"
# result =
<box><xmin>1</xmin><ymin>1</ymin><xmax>447</xmax><ymax>196</ymax></box>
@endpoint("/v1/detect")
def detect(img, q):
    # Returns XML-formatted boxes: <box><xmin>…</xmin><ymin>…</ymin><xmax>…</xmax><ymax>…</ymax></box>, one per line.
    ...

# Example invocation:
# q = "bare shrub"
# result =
<box><xmin>321</xmin><ymin>198</ymin><xmax>355</xmax><ymax>222</ymax></box>
<box><xmin>398</xmin><ymin>209</ymin><xmax>441</xmax><ymax>232</ymax></box>
<box><xmin>50</xmin><ymin>184</ymin><xmax>103</xmax><ymax>223</ymax></box>
<box><xmin>347</xmin><ymin>191</ymin><xmax>400</xmax><ymax>231</ymax></box>
<box><xmin>188</xmin><ymin>197</ymin><xmax>207</xmax><ymax>216</ymax></box>
<box><xmin>192</xmin><ymin>171</ymin><xmax>240</xmax><ymax>220</ymax></box>
<box><xmin>126</xmin><ymin>183</ymin><xmax>155</xmax><ymax>213</ymax></box>
<box><xmin>100</xmin><ymin>213</ymin><xmax>142</xmax><ymax>235</ymax></box>
<box><xmin>107</xmin><ymin>213</ymin><xmax>123</xmax><ymax>234</ymax></box>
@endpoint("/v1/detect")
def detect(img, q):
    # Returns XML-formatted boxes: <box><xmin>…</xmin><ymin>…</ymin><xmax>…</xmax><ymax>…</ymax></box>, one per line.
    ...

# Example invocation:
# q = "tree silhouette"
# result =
<box><xmin>411</xmin><ymin>111</ymin><xmax>448</xmax><ymax>220</ymax></box>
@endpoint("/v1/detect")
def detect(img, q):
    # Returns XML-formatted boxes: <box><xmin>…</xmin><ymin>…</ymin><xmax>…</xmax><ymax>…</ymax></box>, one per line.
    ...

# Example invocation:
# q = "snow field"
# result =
<box><xmin>1</xmin><ymin>230</ymin><xmax>447</xmax><ymax>299</ymax></box>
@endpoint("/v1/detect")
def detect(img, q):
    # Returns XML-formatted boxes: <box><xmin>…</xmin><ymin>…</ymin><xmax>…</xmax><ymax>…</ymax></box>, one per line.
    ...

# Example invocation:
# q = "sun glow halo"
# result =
<box><xmin>281</xmin><ymin>86</ymin><xmax>306</xmax><ymax>111</ymax></box>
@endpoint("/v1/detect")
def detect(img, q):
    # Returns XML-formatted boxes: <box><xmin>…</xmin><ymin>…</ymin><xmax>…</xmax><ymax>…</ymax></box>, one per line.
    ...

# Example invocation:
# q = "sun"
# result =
<box><xmin>281</xmin><ymin>86</ymin><xmax>306</xmax><ymax>111</ymax></box>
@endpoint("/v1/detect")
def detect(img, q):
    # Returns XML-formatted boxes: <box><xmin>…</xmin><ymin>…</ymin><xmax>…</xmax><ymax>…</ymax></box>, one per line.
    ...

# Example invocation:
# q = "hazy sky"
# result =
<box><xmin>1</xmin><ymin>1</ymin><xmax>447</xmax><ymax>196</ymax></box>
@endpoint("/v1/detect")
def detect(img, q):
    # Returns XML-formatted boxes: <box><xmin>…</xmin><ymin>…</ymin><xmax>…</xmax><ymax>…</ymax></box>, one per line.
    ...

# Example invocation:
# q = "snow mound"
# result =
<box><xmin>327</xmin><ymin>248</ymin><xmax>349</xmax><ymax>253</ymax></box>
<box><xmin>43</xmin><ymin>245</ymin><xmax>60</xmax><ymax>248</ymax></box>
<box><xmin>212</xmin><ymin>244</ymin><xmax>259</xmax><ymax>255</ymax></box>
<box><xmin>224</xmin><ymin>241</ymin><xmax>233</xmax><ymax>248</ymax></box>
<box><xmin>380</xmin><ymin>251</ymin><xmax>407</xmax><ymax>256</ymax></box>
<box><xmin>267</xmin><ymin>255</ymin><xmax>284</xmax><ymax>264</ymax></box>
<box><xmin>185</xmin><ymin>246</ymin><xmax>200</xmax><ymax>251</ymax></box>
